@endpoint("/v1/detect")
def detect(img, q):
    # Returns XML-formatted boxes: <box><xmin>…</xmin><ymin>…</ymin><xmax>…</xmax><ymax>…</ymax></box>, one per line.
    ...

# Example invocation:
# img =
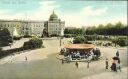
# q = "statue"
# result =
<box><xmin>13</xmin><ymin>27</ymin><xmax>19</xmax><ymax>37</ymax></box>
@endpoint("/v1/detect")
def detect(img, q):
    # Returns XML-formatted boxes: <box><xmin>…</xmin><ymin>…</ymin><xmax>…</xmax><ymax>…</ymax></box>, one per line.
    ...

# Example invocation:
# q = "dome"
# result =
<box><xmin>49</xmin><ymin>11</ymin><xmax>58</xmax><ymax>21</ymax></box>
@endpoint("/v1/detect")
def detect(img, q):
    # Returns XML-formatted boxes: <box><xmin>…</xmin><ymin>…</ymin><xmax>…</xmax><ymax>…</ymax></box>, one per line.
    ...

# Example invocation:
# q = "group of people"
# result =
<box><xmin>70</xmin><ymin>51</ymin><xmax>81</xmax><ymax>59</ymax></box>
<box><xmin>105</xmin><ymin>50</ymin><xmax>121</xmax><ymax>72</ymax></box>
<box><xmin>61</xmin><ymin>49</ymin><xmax>122</xmax><ymax>73</ymax></box>
<box><xmin>74</xmin><ymin>50</ymin><xmax>122</xmax><ymax>71</ymax></box>
<box><xmin>61</xmin><ymin>48</ymin><xmax>123</xmax><ymax>73</ymax></box>
<box><xmin>60</xmin><ymin>48</ymin><xmax>101</xmax><ymax>61</ymax></box>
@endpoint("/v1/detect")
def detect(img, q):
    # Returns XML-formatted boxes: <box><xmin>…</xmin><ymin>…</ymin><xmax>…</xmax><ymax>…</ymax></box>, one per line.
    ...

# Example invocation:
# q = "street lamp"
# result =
<box><xmin>60</xmin><ymin>36</ymin><xmax>62</xmax><ymax>46</ymax></box>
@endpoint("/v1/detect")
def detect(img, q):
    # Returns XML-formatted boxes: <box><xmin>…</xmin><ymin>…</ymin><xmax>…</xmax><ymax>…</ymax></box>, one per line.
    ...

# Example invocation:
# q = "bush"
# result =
<box><xmin>23</xmin><ymin>35</ymin><xmax>32</xmax><ymax>38</ymax></box>
<box><xmin>111</xmin><ymin>36</ymin><xmax>127</xmax><ymax>46</ymax></box>
<box><xmin>84</xmin><ymin>35</ymin><xmax>95</xmax><ymax>41</ymax></box>
<box><xmin>93</xmin><ymin>48</ymin><xmax>101</xmax><ymax>60</ymax></box>
<box><xmin>0</xmin><ymin>37</ymin><xmax>44</xmax><ymax>58</ymax></box>
<box><xmin>50</xmin><ymin>34</ymin><xmax>59</xmax><ymax>37</ymax></box>
<box><xmin>73</xmin><ymin>36</ymin><xmax>88</xmax><ymax>44</ymax></box>
<box><xmin>117</xmin><ymin>38</ymin><xmax>127</xmax><ymax>46</ymax></box>
<box><xmin>13</xmin><ymin>36</ymin><xmax>22</xmax><ymax>40</ymax></box>
<box><xmin>64</xmin><ymin>34</ymin><xmax>72</xmax><ymax>38</ymax></box>
<box><xmin>23</xmin><ymin>37</ymin><xmax>43</xmax><ymax>50</ymax></box>
<box><xmin>0</xmin><ymin>48</ymin><xmax>2</xmax><ymax>52</ymax></box>
<box><xmin>0</xmin><ymin>28</ymin><xmax>13</xmax><ymax>46</ymax></box>
<box><xmin>0</xmin><ymin>47</ymin><xmax>22</xmax><ymax>58</ymax></box>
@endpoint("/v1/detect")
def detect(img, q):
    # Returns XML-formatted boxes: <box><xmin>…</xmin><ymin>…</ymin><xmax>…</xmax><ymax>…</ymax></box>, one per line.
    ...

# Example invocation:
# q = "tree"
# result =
<box><xmin>86</xmin><ymin>22</ymin><xmax>126</xmax><ymax>35</ymax></box>
<box><xmin>0</xmin><ymin>28</ymin><xmax>13</xmax><ymax>47</ymax></box>
<box><xmin>23</xmin><ymin>36</ymin><xmax>43</xmax><ymax>49</ymax></box>
<box><xmin>111</xmin><ymin>36</ymin><xmax>127</xmax><ymax>46</ymax></box>
<box><xmin>64</xmin><ymin>28</ymin><xmax>86</xmax><ymax>36</ymax></box>
<box><xmin>0</xmin><ymin>47</ymin><xmax>2</xmax><ymax>52</ymax></box>
<box><xmin>73</xmin><ymin>36</ymin><xmax>87</xmax><ymax>44</ymax></box>
<box><xmin>117</xmin><ymin>37</ymin><xmax>127</xmax><ymax>46</ymax></box>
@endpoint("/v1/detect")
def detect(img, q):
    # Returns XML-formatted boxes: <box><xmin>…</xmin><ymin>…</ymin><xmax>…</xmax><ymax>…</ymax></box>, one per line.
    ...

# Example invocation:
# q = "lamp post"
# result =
<box><xmin>60</xmin><ymin>37</ymin><xmax>62</xmax><ymax>46</ymax></box>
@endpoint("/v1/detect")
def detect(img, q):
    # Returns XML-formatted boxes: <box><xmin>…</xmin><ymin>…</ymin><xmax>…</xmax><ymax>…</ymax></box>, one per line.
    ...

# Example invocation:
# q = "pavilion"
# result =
<box><xmin>64</xmin><ymin>44</ymin><xmax>95</xmax><ymax>53</ymax></box>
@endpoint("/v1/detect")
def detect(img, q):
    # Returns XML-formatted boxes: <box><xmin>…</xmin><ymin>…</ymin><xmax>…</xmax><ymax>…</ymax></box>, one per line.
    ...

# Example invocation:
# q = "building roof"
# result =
<box><xmin>49</xmin><ymin>11</ymin><xmax>58</xmax><ymax>21</ymax></box>
<box><xmin>64</xmin><ymin>44</ymin><xmax>95</xmax><ymax>50</ymax></box>
<box><xmin>0</xmin><ymin>19</ymin><xmax>44</xmax><ymax>23</ymax></box>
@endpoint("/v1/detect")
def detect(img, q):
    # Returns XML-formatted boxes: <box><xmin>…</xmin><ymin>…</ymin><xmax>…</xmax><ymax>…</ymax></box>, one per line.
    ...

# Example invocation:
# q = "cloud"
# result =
<box><xmin>28</xmin><ymin>1</ymin><xmax>60</xmax><ymax>20</ymax></box>
<box><xmin>0</xmin><ymin>10</ymin><xmax>25</xmax><ymax>20</ymax></box>
<box><xmin>60</xmin><ymin>6</ymin><xmax>108</xmax><ymax>27</ymax></box>
<box><xmin>0</xmin><ymin>1</ymin><xmax>127</xmax><ymax>28</ymax></box>
<box><xmin>0</xmin><ymin>1</ymin><xmax>60</xmax><ymax>20</ymax></box>
<box><xmin>81</xmin><ymin>6</ymin><xmax>108</xmax><ymax>16</ymax></box>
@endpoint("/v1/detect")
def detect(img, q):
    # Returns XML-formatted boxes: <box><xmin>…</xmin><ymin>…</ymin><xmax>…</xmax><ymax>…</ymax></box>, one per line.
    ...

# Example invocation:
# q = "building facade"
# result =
<box><xmin>0</xmin><ymin>20</ymin><xmax>44</xmax><ymax>37</ymax></box>
<box><xmin>0</xmin><ymin>11</ymin><xmax>65</xmax><ymax>37</ymax></box>
<box><xmin>44</xmin><ymin>11</ymin><xmax>65</xmax><ymax>36</ymax></box>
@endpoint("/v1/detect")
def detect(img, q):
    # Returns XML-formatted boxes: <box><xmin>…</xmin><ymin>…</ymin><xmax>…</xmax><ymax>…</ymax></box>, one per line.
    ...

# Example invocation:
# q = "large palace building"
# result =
<box><xmin>0</xmin><ymin>11</ymin><xmax>65</xmax><ymax>37</ymax></box>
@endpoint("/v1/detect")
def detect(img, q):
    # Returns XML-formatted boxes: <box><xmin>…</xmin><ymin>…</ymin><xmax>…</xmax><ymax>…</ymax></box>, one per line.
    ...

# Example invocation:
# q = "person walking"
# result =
<box><xmin>62</xmin><ymin>59</ymin><xmax>64</xmax><ymax>65</ymax></box>
<box><xmin>118</xmin><ymin>63</ymin><xmax>121</xmax><ymax>72</ymax></box>
<box><xmin>105</xmin><ymin>58</ymin><xmax>109</xmax><ymax>69</ymax></box>
<box><xmin>25</xmin><ymin>56</ymin><xmax>27</xmax><ymax>61</ymax></box>
<box><xmin>9</xmin><ymin>44</ymin><xmax>11</xmax><ymax>48</ymax></box>
<box><xmin>117</xmin><ymin>57</ymin><xmax>121</xmax><ymax>72</ymax></box>
<box><xmin>111</xmin><ymin>62</ymin><xmax>117</xmax><ymax>72</ymax></box>
<box><xmin>75</xmin><ymin>62</ymin><xmax>78</xmax><ymax>68</ymax></box>
<box><xmin>87</xmin><ymin>60</ymin><xmax>90</xmax><ymax>68</ymax></box>
<box><xmin>116</xmin><ymin>51</ymin><xmax>119</xmax><ymax>57</ymax></box>
<box><xmin>118</xmin><ymin>57</ymin><xmax>121</xmax><ymax>64</ymax></box>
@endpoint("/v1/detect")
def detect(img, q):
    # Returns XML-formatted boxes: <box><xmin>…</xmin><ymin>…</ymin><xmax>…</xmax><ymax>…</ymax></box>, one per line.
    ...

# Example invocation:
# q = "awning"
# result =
<box><xmin>64</xmin><ymin>44</ymin><xmax>95</xmax><ymax>50</ymax></box>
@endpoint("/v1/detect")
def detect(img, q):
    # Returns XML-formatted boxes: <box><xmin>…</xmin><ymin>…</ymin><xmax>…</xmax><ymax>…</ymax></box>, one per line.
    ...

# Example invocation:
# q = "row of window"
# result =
<box><xmin>50</xmin><ymin>31</ymin><xmax>60</xmax><ymax>34</ymax></box>
<box><xmin>49</xmin><ymin>28</ymin><xmax>61</xmax><ymax>30</ymax></box>
<box><xmin>0</xmin><ymin>24</ymin><xmax>17</xmax><ymax>27</ymax></box>
<box><xmin>0</xmin><ymin>23</ymin><xmax>44</xmax><ymax>28</ymax></box>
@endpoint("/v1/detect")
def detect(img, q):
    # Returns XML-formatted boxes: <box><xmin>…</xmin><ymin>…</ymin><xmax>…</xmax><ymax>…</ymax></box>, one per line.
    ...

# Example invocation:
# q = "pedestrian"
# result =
<box><xmin>60</xmin><ymin>38</ymin><xmax>62</xmax><ymax>46</ymax></box>
<box><xmin>25</xmin><ymin>56</ymin><xmax>27</xmax><ymax>61</ymax></box>
<box><xmin>87</xmin><ymin>60</ymin><xmax>90</xmax><ymax>68</ymax></box>
<box><xmin>117</xmin><ymin>57</ymin><xmax>121</xmax><ymax>72</ymax></box>
<box><xmin>9</xmin><ymin>44</ymin><xmax>11</xmax><ymax>48</ymax></box>
<box><xmin>105</xmin><ymin>58</ymin><xmax>109</xmax><ymax>69</ymax></box>
<box><xmin>111</xmin><ymin>62</ymin><xmax>117</xmax><ymax>72</ymax></box>
<box><xmin>113</xmin><ymin>63</ymin><xmax>117</xmax><ymax>72</ymax></box>
<box><xmin>75</xmin><ymin>62</ymin><xmax>78</xmax><ymax>68</ymax></box>
<box><xmin>118</xmin><ymin>63</ymin><xmax>121</xmax><ymax>72</ymax></box>
<box><xmin>62</xmin><ymin>59</ymin><xmax>64</xmax><ymax>64</ymax></box>
<box><xmin>118</xmin><ymin>57</ymin><xmax>121</xmax><ymax>64</ymax></box>
<box><xmin>116</xmin><ymin>51</ymin><xmax>119</xmax><ymax>57</ymax></box>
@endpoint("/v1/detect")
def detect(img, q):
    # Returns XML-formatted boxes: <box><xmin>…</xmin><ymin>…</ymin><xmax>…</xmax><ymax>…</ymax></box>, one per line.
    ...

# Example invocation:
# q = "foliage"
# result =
<box><xmin>64</xmin><ymin>34</ymin><xmax>72</xmax><ymax>38</ymax></box>
<box><xmin>0</xmin><ymin>36</ymin><xmax>44</xmax><ymax>58</ymax></box>
<box><xmin>13</xmin><ymin>36</ymin><xmax>22</xmax><ymax>40</ymax></box>
<box><xmin>84</xmin><ymin>35</ymin><xmax>97</xmax><ymax>41</ymax></box>
<box><xmin>64</xmin><ymin>28</ymin><xmax>86</xmax><ymax>36</ymax></box>
<box><xmin>50</xmin><ymin>34</ymin><xmax>59</xmax><ymax>37</ymax></box>
<box><xmin>0</xmin><ymin>48</ymin><xmax>2</xmax><ymax>52</ymax></box>
<box><xmin>23</xmin><ymin>35</ymin><xmax>32</xmax><ymax>38</ymax></box>
<box><xmin>0</xmin><ymin>28</ymin><xmax>13</xmax><ymax>46</ymax></box>
<box><xmin>86</xmin><ymin>22</ymin><xmax>127</xmax><ymax>35</ymax></box>
<box><xmin>0</xmin><ymin>37</ymin><xmax>44</xmax><ymax>58</ymax></box>
<box><xmin>23</xmin><ymin>37</ymin><xmax>43</xmax><ymax>50</ymax></box>
<box><xmin>117</xmin><ymin>37</ymin><xmax>127</xmax><ymax>46</ymax></box>
<box><xmin>92</xmin><ymin>48</ymin><xmax>101</xmax><ymax>60</ymax></box>
<box><xmin>111</xmin><ymin>36</ymin><xmax>127</xmax><ymax>46</ymax></box>
<box><xmin>73</xmin><ymin>36</ymin><xmax>88</xmax><ymax>44</ymax></box>
<box><xmin>64</xmin><ymin>34</ymin><xmax>78</xmax><ymax>38</ymax></box>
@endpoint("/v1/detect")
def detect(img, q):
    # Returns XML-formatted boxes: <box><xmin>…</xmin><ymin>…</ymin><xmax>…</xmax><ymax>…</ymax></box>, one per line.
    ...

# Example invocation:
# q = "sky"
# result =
<box><xmin>0</xmin><ymin>0</ymin><xmax>127</xmax><ymax>28</ymax></box>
